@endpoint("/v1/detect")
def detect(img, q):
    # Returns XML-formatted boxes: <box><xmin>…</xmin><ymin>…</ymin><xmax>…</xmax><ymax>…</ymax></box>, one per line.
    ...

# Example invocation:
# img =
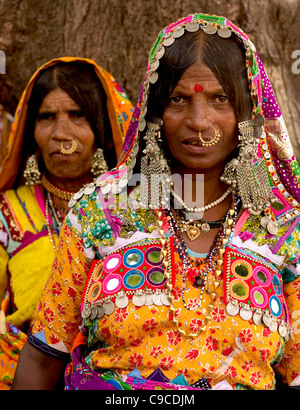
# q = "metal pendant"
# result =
<box><xmin>89</xmin><ymin>306</ymin><xmax>98</xmax><ymax>321</ymax></box>
<box><xmin>155</xmin><ymin>45</ymin><xmax>165</xmax><ymax>59</ymax></box>
<box><xmin>201</xmin><ymin>222</ymin><xmax>210</xmax><ymax>233</ymax></box>
<box><xmin>269</xmin><ymin>319</ymin><xmax>278</xmax><ymax>333</ymax></box>
<box><xmin>163</xmin><ymin>36</ymin><xmax>175</xmax><ymax>47</ymax></box>
<box><xmin>260</xmin><ymin>216</ymin><xmax>271</xmax><ymax>228</ymax></box>
<box><xmin>153</xmin><ymin>290</ymin><xmax>163</xmax><ymax>306</ymax></box>
<box><xmin>138</xmin><ymin>118</ymin><xmax>147</xmax><ymax>132</ymax></box>
<box><xmin>239</xmin><ymin>305</ymin><xmax>253</xmax><ymax>321</ymax></box>
<box><xmin>226</xmin><ymin>300</ymin><xmax>239</xmax><ymax>317</ymax></box>
<box><xmin>172</xmin><ymin>27</ymin><xmax>185</xmax><ymax>38</ymax></box>
<box><xmin>101</xmin><ymin>181</ymin><xmax>111</xmax><ymax>195</ymax></box>
<box><xmin>202</xmin><ymin>23</ymin><xmax>217</xmax><ymax>35</ymax></box>
<box><xmin>83</xmin><ymin>183</ymin><xmax>96</xmax><ymax>195</ymax></box>
<box><xmin>218</xmin><ymin>26</ymin><xmax>232</xmax><ymax>38</ymax></box>
<box><xmin>96</xmin><ymin>304</ymin><xmax>105</xmax><ymax>319</ymax></box>
<box><xmin>278</xmin><ymin>321</ymin><xmax>287</xmax><ymax>338</ymax></box>
<box><xmin>161</xmin><ymin>290</ymin><xmax>171</xmax><ymax>306</ymax></box>
<box><xmin>253</xmin><ymin>310</ymin><xmax>263</xmax><ymax>326</ymax></box>
<box><xmin>150</xmin><ymin>58</ymin><xmax>160</xmax><ymax>71</ymax></box>
<box><xmin>149</xmin><ymin>71</ymin><xmax>158</xmax><ymax>84</ymax></box>
<box><xmin>73</xmin><ymin>189</ymin><xmax>84</xmax><ymax>200</ymax></box>
<box><xmin>81</xmin><ymin>305</ymin><xmax>92</xmax><ymax>319</ymax></box>
<box><xmin>144</xmin><ymin>290</ymin><xmax>154</xmax><ymax>306</ymax></box>
<box><xmin>186</xmin><ymin>225</ymin><xmax>201</xmax><ymax>241</ymax></box>
<box><xmin>262</xmin><ymin>311</ymin><xmax>272</xmax><ymax>328</ymax></box>
<box><xmin>132</xmin><ymin>290</ymin><xmax>145</xmax><ymax>307</ymax></box>
<box><xmin>115</xmin><ymin>291</ymin><xmax>129</xmax><ymax>309</ymax></box>
<box><xmin>266</xmin><ymin>220</ymin><xmax>278</xmax><ymax>235</ymax></box>
<box><xmin>186</xmin><ymin>22</ymin><xmax>199</xmax><ymax>32</ymax></box>
<box><xmin>68</xmin><ymin>198</ymin><xmax>77</xmax><ymax>208</ymax></box>
<box><xmin>103</xmin><ymin>299</ymin><xmax>115</xmax><ymax>315</ymax></box>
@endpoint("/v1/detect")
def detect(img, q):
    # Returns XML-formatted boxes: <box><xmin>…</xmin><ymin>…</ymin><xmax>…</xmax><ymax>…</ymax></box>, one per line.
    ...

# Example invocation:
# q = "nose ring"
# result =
<box><xmin>198</xmin><ymin>126</ymin><xmax>220</xmax><ymax>147</ymax></box>
<box><xmin>60</xmin><ymin>139</ymin><xmax>77</xmax><ymax>155</ymax></box>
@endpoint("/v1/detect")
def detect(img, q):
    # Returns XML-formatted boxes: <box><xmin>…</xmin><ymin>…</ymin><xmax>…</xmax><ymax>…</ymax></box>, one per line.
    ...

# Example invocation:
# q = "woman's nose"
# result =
<box><xmin>187</xmin><ymin>100</ymin><xmax>210</xmax><ymax>131</ymax></box>
<box><xmin>51</xmin><ymin>116</ymin><xmax>70</xmax><ymax>140</ymax></box>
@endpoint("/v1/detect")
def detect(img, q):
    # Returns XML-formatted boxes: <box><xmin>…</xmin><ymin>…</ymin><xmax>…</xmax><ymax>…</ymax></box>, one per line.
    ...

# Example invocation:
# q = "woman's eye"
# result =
<box><xmin>36</xmin><ymin>112</ymin><xmax>55</xmax><ymax>121</ymax></box>
<box><xmin>215</xmin><ymin>95</ymin><xmax>229</xmax><ymax>103</ymax></box>
<box><xmin>70</xmin><ymin>110</ymin><xmax>85</xmax><ymax>119</ymax></box>
<box><xmin>170</xmin><ymin>96</ymin><xmax>184</xmax><ymax>104</ymax></box>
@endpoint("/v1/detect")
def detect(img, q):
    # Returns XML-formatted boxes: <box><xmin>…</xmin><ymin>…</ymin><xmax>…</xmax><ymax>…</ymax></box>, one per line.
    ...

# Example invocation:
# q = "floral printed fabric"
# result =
<box><xmin>29</xmin><ymin>182</ymin><xmax>300</xmax><ymax>390</ymax></box>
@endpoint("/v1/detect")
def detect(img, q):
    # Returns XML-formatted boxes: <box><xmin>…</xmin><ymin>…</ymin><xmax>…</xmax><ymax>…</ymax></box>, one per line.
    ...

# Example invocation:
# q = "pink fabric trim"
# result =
<box><xmin>34</xmin><ymin>185</ymin><xmax>46</xmax><ymax>217</ymax></box>
<box><xmin>234</xmin><ymin>209</ymin><xmax>250</xmax><ymax>237</ymax></box>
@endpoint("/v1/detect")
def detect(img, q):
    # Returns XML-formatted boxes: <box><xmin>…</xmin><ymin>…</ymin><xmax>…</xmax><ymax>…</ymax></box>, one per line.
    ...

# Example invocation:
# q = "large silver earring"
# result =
<box><xmin>90</xmin><ymin>148</ymin><xmax>108</xmax><ymax>178</ymax></box>
<box><xmin>23</xmin><ymin>154</ymin><xmax>41</xmax><ymax>185</ymax></box>
<box><xmin>140</xmin><ymin>118</ymin><xmax>171</xmax><ymax>209</ymax></box>
<box><xmin>221</xmin><ymin>119</ymin><xmax>274</xmax><ymax>215</ymax></box>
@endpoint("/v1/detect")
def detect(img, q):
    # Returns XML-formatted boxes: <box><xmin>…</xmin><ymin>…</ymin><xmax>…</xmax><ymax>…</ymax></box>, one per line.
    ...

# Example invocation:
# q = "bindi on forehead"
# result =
<box><xmin>193</xmin><ymin>83</ymin><xmax>203</xmax><ymax>93</ymax></box>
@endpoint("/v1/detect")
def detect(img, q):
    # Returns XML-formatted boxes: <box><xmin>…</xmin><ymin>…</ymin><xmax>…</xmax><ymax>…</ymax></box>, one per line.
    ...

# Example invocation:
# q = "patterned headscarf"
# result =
<box><xmin>0</xmin><ymin>57</ymin><xmax>133</xmax><ymax>191</ymax></box>
<box><xmin>118</xmin><ymin>13</ymin><xmax>300</xmax><ymax>227</ymax></box>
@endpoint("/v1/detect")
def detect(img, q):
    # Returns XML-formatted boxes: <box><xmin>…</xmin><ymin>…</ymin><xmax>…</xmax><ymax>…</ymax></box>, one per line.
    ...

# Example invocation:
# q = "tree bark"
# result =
<box><xmin>0</xmin><ymin>0</ymin><xmax>299</xmax><ymax>157</ymax></box>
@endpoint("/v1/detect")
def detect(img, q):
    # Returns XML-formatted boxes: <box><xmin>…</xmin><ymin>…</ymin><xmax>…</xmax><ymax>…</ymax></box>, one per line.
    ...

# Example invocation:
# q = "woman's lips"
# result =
<box><xmin>182</xmin><ymin>139</ymin><xmax>214</xmax><ymax>152</ymax></box>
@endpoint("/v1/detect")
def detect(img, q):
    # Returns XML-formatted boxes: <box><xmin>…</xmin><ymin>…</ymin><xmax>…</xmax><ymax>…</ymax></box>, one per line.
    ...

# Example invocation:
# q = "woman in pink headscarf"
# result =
<box><xmin>12</xmin><ymin>14</ymin><xmax>300</xmax><ymax>390</ymax></box>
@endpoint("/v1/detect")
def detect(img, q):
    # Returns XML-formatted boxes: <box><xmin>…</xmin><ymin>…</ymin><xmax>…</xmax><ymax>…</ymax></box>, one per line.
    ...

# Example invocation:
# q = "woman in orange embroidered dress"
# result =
<box><xmin>12</xmin><ymin>14</ymin><xmax>300</xmax><ymax>390</ymax></box>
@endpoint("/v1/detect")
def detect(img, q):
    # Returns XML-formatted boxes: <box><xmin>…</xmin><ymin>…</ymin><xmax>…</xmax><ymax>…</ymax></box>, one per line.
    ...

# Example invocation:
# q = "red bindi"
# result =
<box><xmin>194</xmin><ymin>84</ymin><xmax>203</xmax><ymax>93</ymax></box>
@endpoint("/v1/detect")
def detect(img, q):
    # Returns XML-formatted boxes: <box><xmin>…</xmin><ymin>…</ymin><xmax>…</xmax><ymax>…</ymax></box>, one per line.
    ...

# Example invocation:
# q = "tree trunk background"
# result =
<box><xmin>0</xmin><ymin>0</ymin><xmax>299</xmax><ymax>157</ymax></box>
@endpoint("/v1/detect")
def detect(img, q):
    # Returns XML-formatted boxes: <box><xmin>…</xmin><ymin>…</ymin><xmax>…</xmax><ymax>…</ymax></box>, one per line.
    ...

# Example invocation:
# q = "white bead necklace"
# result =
<box><xmin>171</xmin><ymin>187</ymin><xmax>231</xmax><ymax>213</ymax></box>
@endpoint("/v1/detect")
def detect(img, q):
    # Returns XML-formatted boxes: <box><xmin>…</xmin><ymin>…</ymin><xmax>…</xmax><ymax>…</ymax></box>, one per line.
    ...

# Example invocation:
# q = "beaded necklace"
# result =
<box><xmin>45</xmin><ymin>192</ymin><xmax>64</xmax><ymax>250</ymax></box>
<box><xmin>167</xmin><ymin>195</ymin><xmax>240</xmax><ymax>312</ymax></box>
<box><xmin>156</xmin><ymin>194</ymin><xmax>240</xmax><ymax>338</ymax></box>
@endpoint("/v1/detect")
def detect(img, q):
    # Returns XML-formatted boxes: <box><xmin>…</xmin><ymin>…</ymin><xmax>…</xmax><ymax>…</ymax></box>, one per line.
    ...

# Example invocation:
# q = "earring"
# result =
<box><xmin>220</xmin><ymin>119</ymin><xmax>274</xmax><ymax>215</ymax></box>
<box><xmin>198</xmin><ymin>126</ymin><xmax>221</xmax><ymax>147</ymax></box>
<box><xmin>90</xmin><ymin>148</ymin><xmax>108</xmax><ymax>178</ymax></box>
<box><xmin>140</xmin><ymin>118</ymin><xmax>171</xmax><ymax>209</ymax></box>
<box><xmin>24</xmin><ymin>154</ymin><xmax>41</xmax><ymax>185</ymax></box>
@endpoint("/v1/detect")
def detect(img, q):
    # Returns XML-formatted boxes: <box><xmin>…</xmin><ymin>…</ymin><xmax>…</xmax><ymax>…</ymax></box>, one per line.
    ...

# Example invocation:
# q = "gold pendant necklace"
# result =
<box><xmin>156</xmin><ymin>202</ymin><xmax>236</xmax><ymax>339</ymax></box>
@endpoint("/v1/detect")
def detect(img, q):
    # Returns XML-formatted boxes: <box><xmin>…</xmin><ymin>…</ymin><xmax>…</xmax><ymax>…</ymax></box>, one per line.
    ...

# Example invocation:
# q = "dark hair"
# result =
<box><xmin>147</xmin><ymin>29</ymin><xmax>252</xmax><ymax>123</ymax></box>
<box><xmin>20</xmin><ymin>61</ymin><xmax>115</xmax><ymax>181</ymax></box>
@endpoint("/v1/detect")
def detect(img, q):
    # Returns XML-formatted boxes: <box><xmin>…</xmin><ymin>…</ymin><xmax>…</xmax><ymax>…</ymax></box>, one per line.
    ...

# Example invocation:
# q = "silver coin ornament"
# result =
<box><xmin>83</xmin><ymin>184</ymin><xmax>96</xmax><ymax>195</ymax></box>
<box><xmin>260</xmin><ymin>216</ymin><xmax>271</xmax><ymax>228</ymax></box>
<box><xmin>266</xmin><ymin>220</ymin><xmax>278</xmax><ymax>235</ymax></box>
<box><xmin>252</xmin><ymin>310</ymin><xmax>263</xmax><ymax>326</ymax></box>
<box><xmin>278</xmin><ymin>321</ymin><xmax>287</xmax><ymax>338</ymax></box>
<box><xmin>96</xmin><ymin>304</ymin><xmax>105</xmax><ymax>319</ymax></box>
<box><xmin>132</xmin><ymin>291</ymin><xmax>146</xmax><ymax>307</ymax></box>
<box><xmin>153</xmin><ymin>291</ymin><xmax>163</xmax><ymax>306</ymax></box>
<box><xmin>161</xmin><ymin>290</ymin><xmax>171</xmax><ymax>306</ymax></box>
<box><xmin>144</xmin><ymin>290</ymin><xmax>154</xmax><ymax>306</ymax></box>
<box><xmin>218</xmin><ymin>26</ymin><xmax>232</xmax><ymax>38</ymax></box>
<box><xmin>115</xmin><ymin>292</ymin><xmax>129</xmax><ymax>309</ymax></box>
<box><xmin>81</xmin><ymin>305</ymin><xmax>92</xmax><ymax>319</ymax></box>
<box><xmin>89</xmin><ymin>306</ymin><xmax>98</xmax><ymax>321</ymax></box>
<box><xmin>262</xmin><ymin>311</ymin><xmax>272</xmax><ymax>328</ymax></box>
<box><xmin>186</xmin><ymin>22</ymin><xmax>200</xmax><ymax>32</ymax></box>
<box><xmin>101</xmin><ymin>181</ymin><xmax>112</xmax><ymax>195</ymax></box>
<box><xmin>226</xmin><ymin>300</ymin><xmax>240</xmax><ymax>316</ymax></box>
<box><xmin>103</xmin><ymin>299</ymin><xmax>115</xmax><ymax>315</ymax></box>
<box><xmin>239</xmin><ymin>305</ymin><xmax>253</xmax><ymax>321</ymax></box>
<box><xmin>202</xmin><ymin>23</ymin><xmax>217</xmax><ymax>35</ymax></box>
